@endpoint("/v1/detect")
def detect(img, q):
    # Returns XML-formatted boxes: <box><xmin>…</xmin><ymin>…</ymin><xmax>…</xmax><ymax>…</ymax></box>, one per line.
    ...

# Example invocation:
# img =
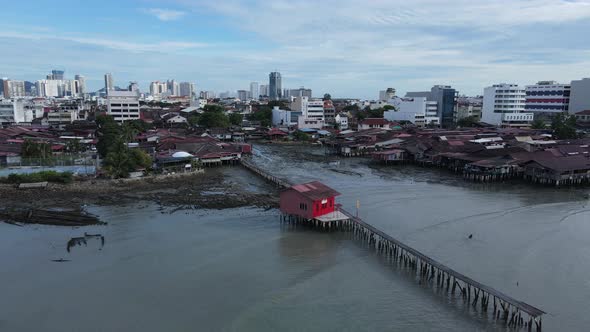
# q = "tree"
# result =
<box><xmin>202</xmin><ymin>104</ymin><xmax>225</xmax><ymax>113</ymax></box>
<box><xmin>21</xmin><ymin>139</ymin><xmax>52</xmax><ymax>158</ymax></box>
<box><xmin>382</xmin><ymin>105</ymin><xmax>396</xmax><ymax>111</ymax></box>
<box><xmin>293</xmin><ymin>131</ymin><xmax>310</xmax><ymax>141</ymax></box>
<box><xmin>96</xmin><ymin>114</ymin><xmax>122</xmax><ymax>158</ymax></box>
<box><xmin>198</xmin><ymin>111</ymin><xmax>229</xmax><ymax>128</ymax></box>
<box><xmin>65</xmin><ymin>139</ymin><xmax>83</xmax><ymax>153</ymax></box>
<box><xmin>229</xmin><ymin>113</ymin><xmax>244</xmax><ymax>126</ymax></box>
<box><xmin>343</xmin><ymin>104</ymin><xmax>360</xmax><ymax>112</ymax></box>
<box><xmin>129</xmin><ymin>149</ymin><xmax>152</xmax><ymax>169</ymax></box>
<box><xmin>323</xmin><ymin>93</ymin><xmax>332</xmax><ymax>101</ymax></box>
<box><xmin>530</xmin><ymin>118</ymin><xmax>546</xmax><ymax>129</ymax></box>
<box><xmin>187</xmin><ymin>114</ymin><xmax>200</xmax><ymax>127</ymax></box>
<box><xmin>249</xmin><ymin>106</ymin><xmax>273</xmax><ymax>127</ymax></box>
<box><xmin>102</xmin><ymin>138</ymin><xmax>131</xmax><ymax>178</ymax></box>
<box><xmin>552</xmin><ymin>113</ymin><xmax>578</xmax><ymax>139</ymax></box>
<box><xmin>457</xmin><ymin>116</ymin><xmax>479</xmax><ymax>128</ymax></box>
<box><xmin>121</xmin><ymin>122</ymin><xmax>139</xmax><ymax>143</ymax></box>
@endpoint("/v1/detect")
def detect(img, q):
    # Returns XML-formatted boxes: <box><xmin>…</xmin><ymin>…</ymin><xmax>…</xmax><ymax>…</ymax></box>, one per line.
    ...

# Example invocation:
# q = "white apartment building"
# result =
<box><xmin>291</xmin><ymin>97</ymin><xmax>325</xmax><ymax>129</ymax></box>
<box><xmin>250</xmin><ymin>82</ymin><xmax>259</xmax><ymax>101</ymax></box>
<box><xmin>47</xmin><ymin>110</ymin><xmax>78</xmax><ymax>125</ymax></box>
<box><xmin>482</xmin><ymin>84</ymin><xmax>533</xmax><ymax>127</ymax></box>
<box><xmin>150</xmin><ymin>81</ymin><xmax>168</xmax><ymax>97</ymax></box>
<box><xmin>0</xmin><ymin>99</ymin><xmax>36</xmax><ymax>124</ymax></box>
<box><xmin>569</xmin><ymin>78</ymin><xmax>590</xmax><ymax>114</ymax></box>
<box><xmin>107</xmin><ymin>91</ymin><xmax>140</xmax><ymax>122</ymax></box>
<box><xmin>525</xmin><ymin>81</ymin><xmax>570</xmax><ymax>114</ymax></box>
<box><xmin>2</xmin><ymin>80</ymin><xmax>26</xmax><ymax>98</ymax></box>
<box><xmin>384</xmin><ymin>97</ymin><xmax>439</xmax><ymax>127</ymax></box>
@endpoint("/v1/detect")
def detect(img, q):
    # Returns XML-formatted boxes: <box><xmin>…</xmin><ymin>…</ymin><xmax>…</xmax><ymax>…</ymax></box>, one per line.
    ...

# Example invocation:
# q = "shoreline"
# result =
<box><xmin>0</xmin><ymin>167</ymin><xmax>279</xmax><ymax>213</ymax></box>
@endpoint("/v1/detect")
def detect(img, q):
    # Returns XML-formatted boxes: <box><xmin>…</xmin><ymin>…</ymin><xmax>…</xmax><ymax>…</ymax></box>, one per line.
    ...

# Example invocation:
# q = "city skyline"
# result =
<box><xmin>1</xmin><ymin>0</ymin><xmax>590</xmax><ymax>98</ymax></box>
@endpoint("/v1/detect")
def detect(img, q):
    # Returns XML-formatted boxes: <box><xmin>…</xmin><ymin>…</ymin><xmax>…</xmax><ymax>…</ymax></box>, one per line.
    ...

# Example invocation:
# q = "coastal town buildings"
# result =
<box><xmin>525</xmin><ymin>81</ymin><xmax>570</xmax><ymax>118</ymax></box>
<box><xmin>482</xmin><ymin>83</ymin><xmax>532</xmax><ymax>127</ymax></box>
<box><xmin>106</xmin><ymin>90</ymin><xmax>141</xmax><ymax>122</ymax></box>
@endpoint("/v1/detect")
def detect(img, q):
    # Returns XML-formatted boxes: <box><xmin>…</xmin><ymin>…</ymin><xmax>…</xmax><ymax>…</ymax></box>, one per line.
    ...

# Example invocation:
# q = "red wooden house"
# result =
<box><xmin>280</xmin><ymin>181</ymin><xmax>341</xmax><ymax>219</ymax></box>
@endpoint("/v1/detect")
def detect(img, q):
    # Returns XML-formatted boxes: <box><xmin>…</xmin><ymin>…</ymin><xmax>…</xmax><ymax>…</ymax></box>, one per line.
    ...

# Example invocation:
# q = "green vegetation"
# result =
<box><xmin>96</xmin><ymin>114</ymin><xmax>152</xmax><ymax>178</ymax></box>
<box><xmin>530</xmin><ymin>118</ymin><xmax>546</xmax><ymax>129</ymax></box>
<box><xmin>551</xmin><ymin>113</ymin><xmax>578</xmax><ymax>139</ymax></box>
<box><xmin>228</xmin><ymin>112</ymin><xmax>244</xmax><ymax>126</ymax></box>
<box><xmin>21</xmin><ymin>139</ymin><xmax>52</xmax><ymax>158</ymax></box>
<box><xmin>343</xmin><ymin>104</ymin><xmax>360</xmax><ymax>112</ymax></box>
<box><xmin>457</xmin><ymin>116</ymin><xmax>479</xmax><ymax>128</ymax></box>
<box><xmin>198</xmin><ymin>106</ymin><xmax>230</xmax><ymax>128</ymax></box>
<box><xmin>1</xmin><ymin>171</ymin><xmax>73</xmax><ymax>184</ymax></box>
<box><xmin>249</xmin><ymin>106</ymin><xmax>273</xmax><ymax>127</ymax></box>
<box><xmin>293</xmin><ymin>131</ymin><xmax>311</xmax><ymax>141</ymax></box>
<box><xmin>323</xmin><ymin>93</ymin><xmax>332</xmax><ymax>101</ymax></box>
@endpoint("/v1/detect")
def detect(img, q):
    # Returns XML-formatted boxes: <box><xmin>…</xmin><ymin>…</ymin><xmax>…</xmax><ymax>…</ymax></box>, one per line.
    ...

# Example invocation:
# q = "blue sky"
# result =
<box><xmin>1</xmin><ymin>0</ymin><xmax>590</xmax><ymax>99</ymax></box>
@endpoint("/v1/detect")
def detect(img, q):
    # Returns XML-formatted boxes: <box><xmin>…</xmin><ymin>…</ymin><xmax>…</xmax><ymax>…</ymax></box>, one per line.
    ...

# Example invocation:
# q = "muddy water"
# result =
<box><xmin>1</xmin><ymin>144</ymin><xmax>589</xmax><ymax>331</ymax></box>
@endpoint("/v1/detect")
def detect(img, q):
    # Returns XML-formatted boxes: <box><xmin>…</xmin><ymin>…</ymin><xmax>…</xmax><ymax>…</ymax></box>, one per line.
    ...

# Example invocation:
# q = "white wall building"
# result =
<box><xmin>107</xmin><ymin>91</ymin><xmax>140</xmax><ymax>122</ymax></box>
<box><xmin>272</xmin><ymin>106</ymin><xmax>299</xmax><ymax>126</ymax></box>
<box><xmin>104</xmin><ymin>73</ymin><xmax>114</xmax><ymax>95</ymax></box>
<box><xmin>335</xmin><ymin>113</ymin><xmax>349</xmax><ymax>130</ymax></box>
<box><xmin>525</xmin><ymin>81</ymin><xmax>570</xmax><ymax>114</ymax></box>
<box><xmin>482</xmin><ymin>83</ymin><xmax>532</xmax><ymax>127</ymax></box>
<box><xmin>384</xmin><ymin>97</ymin><xmax>439</xmax><ymax>127</ymax></box>
<box><xmin>569</xmin><ymin>78</ymin><xmax>590</xmax><ymax>114</ymax></box>
<box><xmin>291</xmin><ymin>97</ymin><xmax>324</xmax><ymax>121</ymax></box>
<box><xmin>75</xmin><ymin>75</ymin><xmax>86</xmax><ymax>95</ymax></box>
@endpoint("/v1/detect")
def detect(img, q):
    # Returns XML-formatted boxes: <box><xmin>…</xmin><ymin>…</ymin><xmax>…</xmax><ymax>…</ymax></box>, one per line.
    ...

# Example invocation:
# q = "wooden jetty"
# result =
<box><xmin>240</xmin><ymin>158</ymin><xmax>545</xmax><ymax>330</ymax></box>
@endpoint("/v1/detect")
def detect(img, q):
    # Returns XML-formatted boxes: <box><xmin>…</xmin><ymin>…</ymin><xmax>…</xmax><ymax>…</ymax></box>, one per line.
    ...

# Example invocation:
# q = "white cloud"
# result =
<box><xmin>0</xmin><ymin>31</ymin><xmax>207</xmax><ymax>53</ymax></box>
<box><xmin>144</xmin><ymin>8</ymin><xmax>187</xmax><ymax>21</ymax></box>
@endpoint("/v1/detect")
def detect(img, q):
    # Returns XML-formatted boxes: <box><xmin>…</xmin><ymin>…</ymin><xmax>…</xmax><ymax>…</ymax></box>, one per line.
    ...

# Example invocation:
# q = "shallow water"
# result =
<box><xmin>1</xmin><ymin>144</ymin><xmax>589</xmax><ymax>331</ymax></box>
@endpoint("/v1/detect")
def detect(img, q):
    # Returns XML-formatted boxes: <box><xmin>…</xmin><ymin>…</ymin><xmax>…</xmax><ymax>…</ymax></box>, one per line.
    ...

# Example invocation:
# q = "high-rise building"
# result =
<box><xmin>259</xmin><ymin>84</ymin><xmax>268</xmax><ymax>97</ymax></box>
<box><xmin>290</xmin><ymin>87</ymin><xmax>312</xmax><ymax>99</ymax></box>
<box><xmin>379</xmin><ymin>88</ymin><xmax>396</xmax><ymax>101</ymax></box>
<box><xmin>128</xmin><ymin>81</ymin><xmax>139</xmax><ymax>92</ymax></box>
<box><xmin>250</xmin><ymin>82</ymin><xmax>259</xmax><ymax>101</ymax></box>
<box><xmin>167</xmin><ymin>80</ymin><xmax>180</xmax><ymax>96</ymax></box>
<box><xmin>75</xmin><ymin>75</ymin><xmax>86</xmax><ymax>95</ymax></box>
<box><xmin>237</xmin><ymin>90</ymin><xmax>248</xmax><ymax>101</ymax></box>
<box><xmin>150</xmin><ymin>81</ymin><xmax>168</xmax><ymax>97</ymax></box>
<box><xmin>36</xmin><ymin>80</ymin><xmax>59</xmax><ymax>97</ymax></box>
<box><xmin>104</xmin><ymin>73</ymin><xmax>114</xmax><ymax>95</ymax></box>
<box><xmin>51</xmin><ymin>70</ymin><xmax>65</xmax><ymax>80</ymax></box>
<box><xmin>525</xmin><ymin>81</ymin><xmax>570</xmax><ymax>115</ymax></box>
<box><xmin>269</xmin><ymin>72</ymin><xmax>282</xmax><ymax>100</ymax></box>
<box><xmin>569</xmin><ymin>78</ymin><xmax>590</xmax><ymax>114</ymax></box>
<box><xmin>107</xmin><ymin>91</ymin><xmax>140</xmax><ymax>122</ymax></box>
<box><xmin>2</xmin><ymin>79</ymin><xmax>25</xmax><ymax>98</ymax></box>
<box><xmin>482</xmin><ymin>83</ymin><xmax>532</xmax><ymax>127</ymax></box>
<box><xmin>179</xmin><ymin>82</ymin><xmax>195</xmax><ymax>97</ymax></box>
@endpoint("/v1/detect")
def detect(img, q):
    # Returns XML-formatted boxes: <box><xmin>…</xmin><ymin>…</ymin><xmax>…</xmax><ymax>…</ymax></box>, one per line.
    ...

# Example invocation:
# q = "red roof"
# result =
<box><xmin>360</xmin><ymin>118</ymin><xmax>389</xmax><ymax>125</ymax></box>
<box><xmin>289</xmin><ymin>181</ymin><xmax>341</xmax><ymax>201</ymax></box>
<box><xmin>576</xmin><ymin>110</ymin><xmax>590</xmax><ymax>115</ymax></box>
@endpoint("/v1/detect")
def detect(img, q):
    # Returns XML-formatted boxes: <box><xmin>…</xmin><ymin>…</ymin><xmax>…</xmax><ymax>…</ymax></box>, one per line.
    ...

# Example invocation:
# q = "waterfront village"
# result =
<box><xmin>1</xmin><ymin>71</ymin><xmax>590</xmax><ymax>188</ymax></box>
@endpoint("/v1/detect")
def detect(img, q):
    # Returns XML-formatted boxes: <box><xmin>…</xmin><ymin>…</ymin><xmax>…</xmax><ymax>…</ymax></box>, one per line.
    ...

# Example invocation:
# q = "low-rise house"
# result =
<box><xmin>358</xmin><ymin>118</ymin><xmax>391</xmax><ymax>131</ymax></box>
<box><xmin>280</xmin><ymin>181</ymin><xmax>341</xmax><ymax>220</ymax></box>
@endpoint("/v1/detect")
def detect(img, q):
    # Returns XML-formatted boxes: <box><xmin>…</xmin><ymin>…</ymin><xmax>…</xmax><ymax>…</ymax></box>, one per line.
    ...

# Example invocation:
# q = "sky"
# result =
<box><xmin>1</xmin><ymin>0</ymin><xmax>590</xmax><ymax>99</ymax></box>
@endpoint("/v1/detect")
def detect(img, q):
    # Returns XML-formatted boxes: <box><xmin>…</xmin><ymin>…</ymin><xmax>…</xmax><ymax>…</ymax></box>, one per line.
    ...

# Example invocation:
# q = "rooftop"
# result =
<box><xmin>289</xmin><ymin>181</ymin><xmax>341</xmax><ymax>201</ymax></box>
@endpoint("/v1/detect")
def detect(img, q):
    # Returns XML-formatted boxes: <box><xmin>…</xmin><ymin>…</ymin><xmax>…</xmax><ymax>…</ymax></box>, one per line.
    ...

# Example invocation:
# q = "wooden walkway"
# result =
<box><xmin>240</xmin><ymin>158</ymin><xmax>545</xmax><ymax>330</ymax></box>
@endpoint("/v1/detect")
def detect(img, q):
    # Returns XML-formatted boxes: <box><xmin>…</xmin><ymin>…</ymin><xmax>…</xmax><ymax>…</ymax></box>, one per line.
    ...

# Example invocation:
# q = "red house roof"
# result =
<box><xmin>360</xmin><ymin>118</ymin><xmax>389</xmax><ymax>126</ymax></box>
<box><xmin>289</xmin><ymin>181</ymin><xmax>340</xmax><ymax>201</ymax></box>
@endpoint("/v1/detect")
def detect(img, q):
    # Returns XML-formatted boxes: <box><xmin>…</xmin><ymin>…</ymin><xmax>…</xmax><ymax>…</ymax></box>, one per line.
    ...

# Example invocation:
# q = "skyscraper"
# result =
<box><xmin>259</xmin><ymin>85</ymin><xmax>268</xmax><ymax>97</ymax></box>
<box><xmin>269</xmin><ymin>72</ymin><xmax>282</xmax><ymax>100</ymax></box>
<box><xmin>237</xmin><ymin>90</ymin><xmax>248</xmax><ymax>101</ymax></box>
<box><xmin>179</xmin><ymin>82</ymin><xmax>195</xmax><ymax>97</ymax></box>
<box><xmin>51</xmin><ymin>70</ymin><xmax>65</xmax><ymax>80</ymax></box>
<box><xmin>104</xmin><ymin>73</ymin><xmax>114</xmax><ymax>95</ymax></box>
<box><xmin>75</xmin><ymin>75</ymin><xmax>86</xmax><ymax>95</ymax></box>
<box><xmin>167</xmin><ymin>80</ymin><xmax>180</xmax><ymax>96</ymax></box>
<box><xmin>250</xmin><ymin>82</ymin><xmax>259</xmax><ymax>101</ymax></box>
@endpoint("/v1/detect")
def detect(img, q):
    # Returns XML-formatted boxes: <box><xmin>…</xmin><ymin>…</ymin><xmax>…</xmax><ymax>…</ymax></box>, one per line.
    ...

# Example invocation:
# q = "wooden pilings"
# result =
<box><xmin>341</xmin><ymin>208</ymin><xmax>545</xmax><ymax>331</ymax></box>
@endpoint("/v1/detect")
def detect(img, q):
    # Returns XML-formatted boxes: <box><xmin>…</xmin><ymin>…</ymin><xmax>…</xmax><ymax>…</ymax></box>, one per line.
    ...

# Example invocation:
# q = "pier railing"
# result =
<box><xmin>240</xmin><ymin>158</ymin><xmax>545</xmax><ymax>330</ymax></box>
